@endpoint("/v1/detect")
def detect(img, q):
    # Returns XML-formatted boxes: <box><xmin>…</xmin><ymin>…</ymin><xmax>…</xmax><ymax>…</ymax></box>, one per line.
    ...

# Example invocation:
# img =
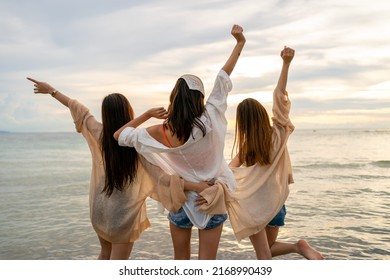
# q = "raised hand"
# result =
<box><xmin>276</xmin><ymin>46</ymin><xmax>294</xmax><ymax>93</ymax></box>
<box><xmin>146</xmin><ymin>107</ymin><xmax>168</xmax><ymax>120</ymax></box>
<box><xmin>26</xmin><ymin>77</ymin><xmax>56</xmax><ymax>94</ymax></box>
<box><xmin>222</xmin><ymin>24</ymin><xmax>246</xmax><ymax>76</ymax></box>
<box><xmin>280</xmin><ymin>46</ymin><xmax>295</xmax><ymax>64</ymax></box>
<box><xmin>231</xmin><ymin>24</ymin><xmax>246</xmax><ymax>45</ymax></box>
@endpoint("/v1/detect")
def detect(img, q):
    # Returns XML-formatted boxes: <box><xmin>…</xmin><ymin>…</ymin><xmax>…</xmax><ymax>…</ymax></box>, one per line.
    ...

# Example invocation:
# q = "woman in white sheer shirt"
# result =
<box><xmin>114</xmin><ymin>24</ymin><xmax>246</xmax><ymax>259</ymax></box>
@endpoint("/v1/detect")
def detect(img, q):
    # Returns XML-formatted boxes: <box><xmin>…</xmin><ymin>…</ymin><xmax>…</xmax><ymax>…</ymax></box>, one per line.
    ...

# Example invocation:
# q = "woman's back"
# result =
<box><xmin>118</xmin><ymin>70</ymin><xmax>235</xmax><ymax>189</ymax></box>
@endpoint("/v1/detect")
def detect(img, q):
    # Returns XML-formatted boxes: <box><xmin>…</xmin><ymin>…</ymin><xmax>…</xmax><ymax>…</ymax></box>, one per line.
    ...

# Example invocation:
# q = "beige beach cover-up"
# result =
<box><xmin>68</xmin><ymin>99</ymin><xmax>187</xmax><ymax>243</ymax></box>
<box><xmin>198</xmin><ymin>87</ymin><xmax>294</xmax><ymax>242</ymax></box>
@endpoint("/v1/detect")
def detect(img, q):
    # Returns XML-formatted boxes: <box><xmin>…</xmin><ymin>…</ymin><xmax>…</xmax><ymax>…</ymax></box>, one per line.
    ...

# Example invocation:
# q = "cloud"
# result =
<box><xmin>1</xmin><ymin>0</ymin><xmax>390</xmax><ymax>131</ymax></box>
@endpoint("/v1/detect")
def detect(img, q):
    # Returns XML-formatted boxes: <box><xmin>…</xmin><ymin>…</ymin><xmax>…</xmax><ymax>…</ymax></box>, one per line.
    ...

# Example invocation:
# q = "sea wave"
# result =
<box><xmin>295</xmin><ymin>162</ymin><xmax>364</xmax><ymax>169</ymax></box>
<box><xmin>296</xmin><ymin>160</ymin><xmax>390</xmax><ymax>169</ymax></box>
<box><xmin>348</xmin><ymin>129</ymin><xmax>390</xmax><ymax>135</ymax></box>
<box><xmin>370</xmin><ymin>160</ymin><xmax>390</xmax><ymax>168</ymax></box>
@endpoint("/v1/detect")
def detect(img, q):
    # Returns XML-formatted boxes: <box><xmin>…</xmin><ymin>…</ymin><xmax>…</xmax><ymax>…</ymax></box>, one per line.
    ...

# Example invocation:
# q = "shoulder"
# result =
<box><xmin>146</xmin><ymin>124</ymin><xmax>162</xmax><ymax>137</ymax></box>
<box><xmin>146</xmin><ymin>124</ymin><xmax>168</xmax><ymax>145</ymax></box>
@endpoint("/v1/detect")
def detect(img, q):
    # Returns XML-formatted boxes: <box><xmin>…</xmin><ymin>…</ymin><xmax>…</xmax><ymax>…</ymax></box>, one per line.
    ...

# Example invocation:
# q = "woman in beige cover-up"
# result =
<box><xmin>228</xmin><ymin>47</ymin><xmax>323</xmax><ymax>260</ymax></box>
<box><xmin>27</xmin><ymin>78</ymin><xmax>209</xmax><ymax>260</ymax></box>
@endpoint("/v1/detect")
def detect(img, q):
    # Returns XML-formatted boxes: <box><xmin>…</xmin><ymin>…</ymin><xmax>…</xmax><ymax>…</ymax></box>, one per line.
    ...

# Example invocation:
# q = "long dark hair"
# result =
<box><xmin>100</xmin><ymin>93</ymin><xmax>138</xmax><ymax>196</ymax></box>
<box><xmin>232</xmin><ymin>98</ymin><xmax>272</xmax><ymax>166</ymax></box>
<box><xmin>163</xmin><ymin>78</ymin><xmax>206</xmax><ymax>142</ymax></box>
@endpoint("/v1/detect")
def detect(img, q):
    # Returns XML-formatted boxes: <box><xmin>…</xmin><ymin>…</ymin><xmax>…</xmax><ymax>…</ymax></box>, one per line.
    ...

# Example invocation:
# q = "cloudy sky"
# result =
<box><xmin>1</xmin><ymin>0</ymin><xmax>389</xmax><ymax>132</ymax></box>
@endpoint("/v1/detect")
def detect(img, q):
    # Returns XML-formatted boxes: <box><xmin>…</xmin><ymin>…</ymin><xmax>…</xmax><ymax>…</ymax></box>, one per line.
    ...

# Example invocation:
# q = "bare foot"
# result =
<box><xmin>297</xmin><ymin>239</ymin><xmax>324</xmax><ymax>260</ymax></box>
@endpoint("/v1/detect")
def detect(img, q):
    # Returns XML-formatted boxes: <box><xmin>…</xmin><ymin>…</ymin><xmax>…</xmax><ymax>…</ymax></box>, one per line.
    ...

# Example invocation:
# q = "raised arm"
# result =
<box><xmin>221</xmin><ymin>24</ymin><xmax>246</xmax><ymax>76</ymax></box>
<box><xmin>276</xmin><ymin>47</ymin><xmax>295</xmax><ymax>93</ymax></box>
<box><xmin>27</xmin><ymin>77</ymin><xmax>70</xmax><ymax>107</ymax></box>
<box><xmin>113</xmin><ymin>107</ymin><xmax>168</xmax><ymax>140</ymax></box>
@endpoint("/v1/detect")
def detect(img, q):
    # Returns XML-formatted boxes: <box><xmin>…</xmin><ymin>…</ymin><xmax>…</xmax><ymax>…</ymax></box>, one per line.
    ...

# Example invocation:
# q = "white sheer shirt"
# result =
<box><xmin>118</xmin><ymin>69</ymin><xmax>237</xmax><ymax>228</ymax></box>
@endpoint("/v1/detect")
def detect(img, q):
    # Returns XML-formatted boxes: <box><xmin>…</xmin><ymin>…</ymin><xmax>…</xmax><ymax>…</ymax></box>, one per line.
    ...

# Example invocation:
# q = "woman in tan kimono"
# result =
<box><xmin>27</xmin><ymin>78</ymin><xmax>208</xmax><ymax>260</ymax></box>
<box><xmin>228</xmin><ymin>47</ymin><xmax>323</xmax><ymax>260</ymax></box>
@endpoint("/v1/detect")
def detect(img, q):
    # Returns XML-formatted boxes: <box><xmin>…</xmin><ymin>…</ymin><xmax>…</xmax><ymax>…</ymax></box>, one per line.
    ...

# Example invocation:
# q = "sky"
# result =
<box><xmin>1</xmin><ymin>0</ymin><xmax>389</xmax><ymax>132</ymax></box>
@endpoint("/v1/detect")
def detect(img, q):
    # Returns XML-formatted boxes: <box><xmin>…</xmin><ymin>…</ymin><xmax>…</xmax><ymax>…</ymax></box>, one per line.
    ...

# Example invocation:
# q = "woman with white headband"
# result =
<box><xmin>114</xmin><ymin>24</ymin><xmax>246</xmax><ymax>259</ymax></box>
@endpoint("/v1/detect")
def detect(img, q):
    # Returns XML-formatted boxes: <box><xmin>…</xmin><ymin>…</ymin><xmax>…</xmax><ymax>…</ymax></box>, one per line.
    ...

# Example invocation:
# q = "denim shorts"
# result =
<box><xmin>267</xmin><ymin>205</ymin><xmax>286</xmax><ymax>227</ymax></box>
<box><xmin>168</xmin><ymin>207</ymin><xmax>227</xmax><ymax>230</ymax></box>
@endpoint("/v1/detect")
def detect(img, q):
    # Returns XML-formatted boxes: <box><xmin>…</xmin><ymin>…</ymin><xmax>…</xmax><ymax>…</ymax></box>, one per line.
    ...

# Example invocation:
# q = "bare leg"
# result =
<box><xmin>249</xmin><ymin>229</ymin><xmax>272</xmax><ymax>260</ymax></box>
<box><xmin>267</xmin><ymin>226</ymin><xmax>297</xmax><ymax>257</ymax></box>
<box><xmin>97</xmin><ymin>235</ymin><xmax>112</xmax><ymax>260</ymax></box>
<box><xmin>169</xmin><ymin>222</ymin><xmax>192</xmax><ymax>259</ymax></box>
<box><xmin>266</xmin><ymin>226</ymin><xmax>324</xmax><ymax>260</ymax></box>
<box><xmin>110</xmin><ymin>242</ymin><xmax>134</xmax><ymax>260</ymax></box>
<box><xmin>198</xmin><ymin>224</ymin><xmax>223</xmax><ymax>260</ymax></box>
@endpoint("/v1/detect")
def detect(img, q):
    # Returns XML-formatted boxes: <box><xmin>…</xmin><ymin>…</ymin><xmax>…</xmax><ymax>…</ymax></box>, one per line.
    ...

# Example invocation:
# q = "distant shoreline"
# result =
<box><xmin>2</xmin><ymin>127</ymin><xmax>390</xmax><ymax>134</ymax></box>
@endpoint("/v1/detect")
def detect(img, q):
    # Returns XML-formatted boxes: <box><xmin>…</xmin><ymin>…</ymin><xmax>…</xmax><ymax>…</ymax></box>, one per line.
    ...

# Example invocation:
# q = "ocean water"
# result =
<box><xmin>0</xmin><ymin>128</ymin><xmax>389</xmax><ymax>260</ymax></box>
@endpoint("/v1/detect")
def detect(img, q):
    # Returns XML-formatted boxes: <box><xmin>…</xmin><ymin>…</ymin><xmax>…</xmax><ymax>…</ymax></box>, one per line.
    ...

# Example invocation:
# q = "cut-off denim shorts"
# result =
<box><xmin>168</xmin><ymin>207</ymin><xmax>227</xmax><ymax>230</ymax></box>
<box><xmin>267</xmin><ymin>204</ymin><xmax>286</xmax><ymax>227</ymax></box>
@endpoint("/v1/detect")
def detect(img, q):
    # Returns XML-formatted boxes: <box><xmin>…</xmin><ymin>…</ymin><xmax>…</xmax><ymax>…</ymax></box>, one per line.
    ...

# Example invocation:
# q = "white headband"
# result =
<box><xmin>180</xmin><ymin>74</ymin><xmax>205</xmax><ymax>96</ymax></box>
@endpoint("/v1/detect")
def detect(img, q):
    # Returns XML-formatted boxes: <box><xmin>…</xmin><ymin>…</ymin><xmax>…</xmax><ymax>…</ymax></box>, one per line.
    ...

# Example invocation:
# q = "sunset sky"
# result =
<box><xmin>1</xmin><ymin>0</ymin><xmax>389</xmax><ymax>132</ymax></box>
